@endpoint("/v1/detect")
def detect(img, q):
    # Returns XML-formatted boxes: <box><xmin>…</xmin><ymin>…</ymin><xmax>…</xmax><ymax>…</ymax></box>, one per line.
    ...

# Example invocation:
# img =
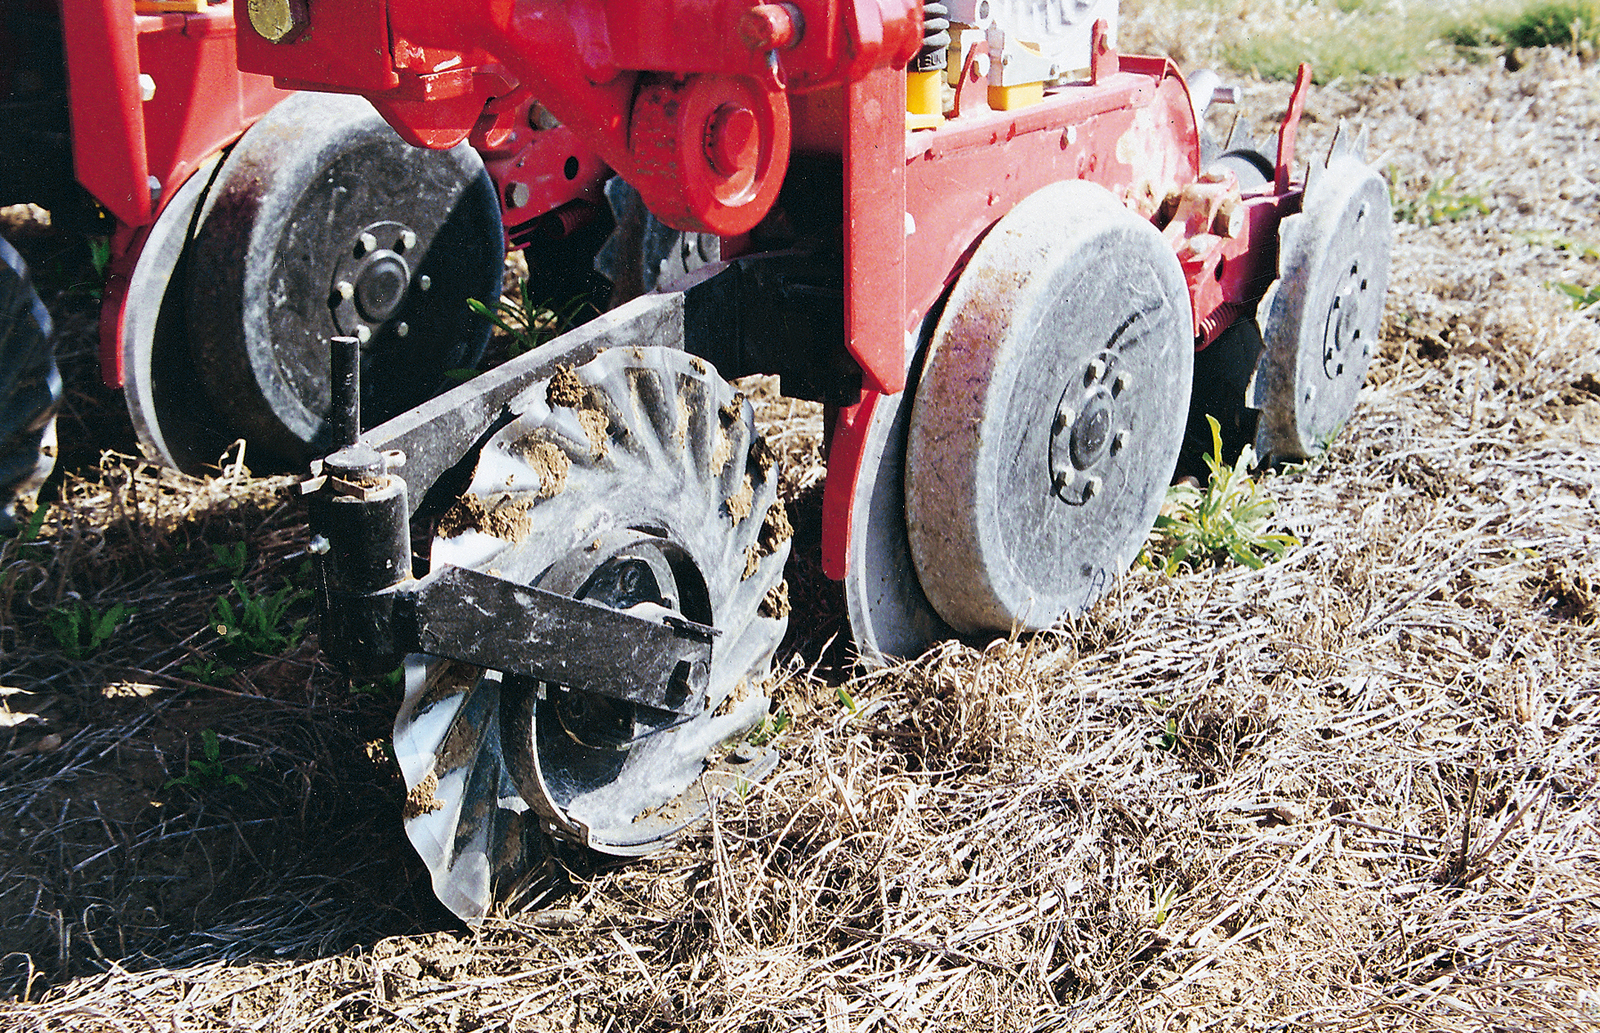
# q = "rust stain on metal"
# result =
<box><xmin>403</xmin><ymin>770</ymin><xmax>445</xmax><ymax>820</ymax></box>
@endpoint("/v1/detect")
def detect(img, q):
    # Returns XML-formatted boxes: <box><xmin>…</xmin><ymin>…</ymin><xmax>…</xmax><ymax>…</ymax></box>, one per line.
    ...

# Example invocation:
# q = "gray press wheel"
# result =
<box><xmin>0</xmin><ymin>235</ymin><xmax>58</xmax><ymax>534</ymax></box>
<box><xmin>1253</xmin><ymin>148</ymin><xmax>1392</xmax><ymax>462</ymax></box>
<box><xmin>181</xmin><ymin>92</ymin><xmax>504</xmax><ymax>468</ymax></box>
<box><xmin>391</xmin><ymin>347</ymin><xmax>790</xmax><ymax>922</ymax></box>
<box><xmin>905</xmin><ymin>180</ymin><xmax>1194</xmax><ymax>635</ymax></box>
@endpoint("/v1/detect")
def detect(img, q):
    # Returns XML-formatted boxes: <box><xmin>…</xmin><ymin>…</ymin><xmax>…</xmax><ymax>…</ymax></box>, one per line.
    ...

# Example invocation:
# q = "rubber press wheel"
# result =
<box><xmin>0</xmin><ymin>235</ymin><xmax>57</xmax><ymax>534</ymax></box>
<box><xmin>1253</xmin><ymin>152</ymin><xmax>1392</xmax><ymax>462</ymax></box>
<box><xmin>905</xmin><ymin>180</ymin><xmax>1194</xmax><ymax>634</ymax></box>
<box><xmin>183</xmin><ymin>92</ymin><xmax>504</xmax><ymax>467</ymax></box>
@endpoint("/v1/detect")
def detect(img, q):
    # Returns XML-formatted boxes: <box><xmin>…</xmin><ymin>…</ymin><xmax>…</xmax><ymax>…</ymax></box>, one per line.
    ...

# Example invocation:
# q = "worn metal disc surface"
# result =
<box><xmin>1253</xmin><ymin>152</ymin><xmax>1392</xmax><ymax>461</ymax></box>
<box><xmin>905</xmin><ymin>180</ymin><xmax>1193</xmax><ymax>635</ymax></box>
<box><xmin>392</xmin><ymin>346</ymin><xmax>790</xmax><ymax>922</ymax></box>
<box><xmin>186</xmin><ymin>92</ymin><xmax>503</xmax><ymax>468</ymax></box>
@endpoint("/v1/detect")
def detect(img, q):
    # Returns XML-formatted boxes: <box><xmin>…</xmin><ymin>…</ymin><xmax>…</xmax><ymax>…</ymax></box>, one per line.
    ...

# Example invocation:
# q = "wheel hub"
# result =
<box><xmin>1050</xmin><ymin>354</ymin><xmax>1134</xmax><ymax>506</ymax></box>
<box><xmin>332</xmin><ymin>221</ymin><xmax>417</xmax><ymax>338</ymax></box>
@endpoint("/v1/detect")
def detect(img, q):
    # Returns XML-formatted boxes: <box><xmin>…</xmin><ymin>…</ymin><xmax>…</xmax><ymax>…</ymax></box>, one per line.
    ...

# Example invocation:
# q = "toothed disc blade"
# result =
<box><xmin>395</xmin><ymin>346</ymin><xmax>790</xmax><ymax>921</ymax></box>
<box><xmin>1253</xmin><ymin>153</ymin><xmax>1392</xmax><ymax>461</ymax></box>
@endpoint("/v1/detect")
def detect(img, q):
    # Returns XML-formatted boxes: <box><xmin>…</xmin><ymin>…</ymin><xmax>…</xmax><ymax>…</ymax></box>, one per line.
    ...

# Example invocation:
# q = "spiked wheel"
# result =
<box><xmin>1253</xmin><ymin>144</ymin><xmax>1392</xmax><ymax>462</ymax></box>
<box><xmin>392</xmin><ymin>346</ymin><xmax>790</xmax><ymax>921</ymax></box>
<box><xmin>905</xmin><ymin>180</ymin><xmax>1193</xmax><ymax>635</ymax></box>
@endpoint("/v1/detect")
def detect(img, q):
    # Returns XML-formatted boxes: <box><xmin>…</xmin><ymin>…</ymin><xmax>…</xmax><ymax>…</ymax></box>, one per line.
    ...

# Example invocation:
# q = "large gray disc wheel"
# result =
<box><xmin>905</xmin><ymin>180</ymin><xmax>1193</xmax><ymax>635</ymax></box>
<box><xmin>175</xmin><ymin>92</ymin><xmax>503</xmax><ymax>469</ymax></box>
<box><xmin>392</xmin><ymin>346</ymin><xmax>791</xmax><ymax>922</ymax></box>
<box><xmin>1253</xmin><ymin>145</ymin><xmax>1392</xmax><ymax>462</ymax></box>
<box><xmin>0</xmin><ymin>235</ymin><xmax>57</xmax><ymax>534</ymax></box>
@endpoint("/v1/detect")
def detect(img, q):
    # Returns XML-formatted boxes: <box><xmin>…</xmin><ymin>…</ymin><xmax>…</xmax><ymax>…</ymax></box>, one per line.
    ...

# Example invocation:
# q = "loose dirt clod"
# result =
<box><xmin>435</xmin><ymin>492</ymin><xmax>537</xmax><ymax>541</ymax></box>
<box><xmin>575</xmin><ymin>408</ymin><xmax>610</xmax><ymax>457</ymax></box>
<box><xmin>545</xmin><ymin>366</ymin><xmax>584</xmax><ymax>409</ymax></box>
<box><xmin>517</xmin><ymin>439</ymin><xmax>571</xmax><ymax>498</ymax></box>
<box><xmin>724</xmin><ymin>475</ymin><xmax>754</xmax><ymax>523</ymax></box>
<box><xmin>402</xmin><ymin>771</ymin><xmax>444</xmax><ymax>820</ymax></box>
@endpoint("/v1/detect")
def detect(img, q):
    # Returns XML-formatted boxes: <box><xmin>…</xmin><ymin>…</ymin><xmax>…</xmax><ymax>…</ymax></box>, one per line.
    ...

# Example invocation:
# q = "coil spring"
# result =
<box><xmin>914</xmin><ymin>0</ymin><xmax>950</xmax><ymax>72</ymax></box>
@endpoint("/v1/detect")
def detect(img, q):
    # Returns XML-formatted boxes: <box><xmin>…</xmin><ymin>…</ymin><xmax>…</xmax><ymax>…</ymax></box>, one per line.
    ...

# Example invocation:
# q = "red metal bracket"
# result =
<box><xmin>1276</xmin><ymin>63</ymin><xmax>1313</xmax><ymax>194</ymax></box>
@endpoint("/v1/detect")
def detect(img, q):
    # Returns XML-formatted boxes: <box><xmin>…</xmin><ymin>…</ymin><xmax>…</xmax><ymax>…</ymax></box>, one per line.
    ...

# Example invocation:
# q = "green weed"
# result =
<box><xmin>747</xmin><ymin>709</ymin><xmax>791</xmax><ymax>747</ymax></box>
<box><xmin>835</xmin><ymin>685</ymin><xmax>859</xmax><ymax>714</ymax></box>
<box><xmin>1391</xmin><ymin>174</ymin><xmax>1491</xmax><ymax>227</ymax></box>
<box><xmin>211</xmin><ymin>578</ymin><xmax>310</xmax><ymax>660</ymax></box>
<box><xmin>181</xmin><ymin>657</ymin><xmax>237</xmax><ymax>687</ymax></box>
<box><xmin>1143</xmin><ymin>416</ymin><xmax>1299</xmax><ymax>574</ymax></box>
<box><xmin>210</xmin><ymin>542</ymin><xmax>249</xmax><ymax>576</ymax></box>
<box><xmin>46</xmin><ymin>600</ymin><xmax>135</xmax><ymax>660</ymax></box>
<box><xmin>458</xmin><ymin>285</ymin><xmax>597</xmax><ymax>377</ymax></box>
<box><xmin>1551</xmin><ymin>280</ymin><xmax>1600</xmax><ymax>309</ymax></box>
<box><xmin>350</xmin><ymin>666</ymin><xmax>405</xmax><ymax>698</ymax></box>
<box><xmin>163</xmin><ymin>729</ymin><xmax>255</xmax><ymax>794</ymax></box>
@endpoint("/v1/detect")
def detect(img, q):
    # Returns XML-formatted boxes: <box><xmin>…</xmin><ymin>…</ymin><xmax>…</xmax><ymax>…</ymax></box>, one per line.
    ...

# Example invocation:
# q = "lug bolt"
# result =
<box><xmin>1053</xmin><ymin>409</ymin><xmax>1071</xmax><ymax>433</ymax></box>
<box><xmin>1053</xmin><ymin>470</ymin><xmax>1073</xmax><ymax>495</ymax></box>
<box><xmin>1082</xmin><ymin>475</ymin><xmax>1103</xmax><ymax>501</ymax></box>
<box><xmin>419</xmin><ymin>275</ymin><xmax>432</xmax><ymax>292</ymax></box>
<box><xmin>1085</xmin><ymin>358</ymin><xmax>1106</xmax><ymax>385</ymax></box>
<box><xmin>398</xmin><ymin>229</ymin><xmax>417</xmax><ymax>252</ymax></box>
<box><xmin>1110</xmin><ymin>429</ymin><xmax>1129</xmax><ymax>456</ymax></box>
<box><xmin>356</xmin><ymin>231</ymin><xmax>378</xmax><ymax>256</ymax></box>
<box><xmin>354</xmin><ymin>324</ymin><xmax>372</xmax><ymax>343</ymax></box>
<box><xmin>335</xmin><ymin>280</ymin><xmax>355</xmax><ymax>302</ymax></box>
<box><xmin>396</xmin><ymin>322</ymin><xmax>409</xmax><ymax>338</ymax></box>
<box><xmin>1113</xmin><ymin>370</ymin><xmax>1133</xmax><ymax>396</ymax></box>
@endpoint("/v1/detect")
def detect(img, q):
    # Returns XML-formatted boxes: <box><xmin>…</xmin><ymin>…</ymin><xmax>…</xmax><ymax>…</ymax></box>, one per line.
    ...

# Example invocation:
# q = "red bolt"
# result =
<box><xmin>704</xmin><ymin>104</ymin><xmax>759</xmax><ymax>177</ymax></box>
<box><xmin>739</xmin><ymin>3</ymin><xmax>801</xmax><ymax>51</ymax></box>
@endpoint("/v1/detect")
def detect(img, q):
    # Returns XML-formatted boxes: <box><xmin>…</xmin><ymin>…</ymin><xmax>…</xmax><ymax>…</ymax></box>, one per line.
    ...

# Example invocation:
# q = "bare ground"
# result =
<box><xmin>2</xmin><ymin>50</ymin><xmax>1599</xmax><ymax>1033</ymax></box>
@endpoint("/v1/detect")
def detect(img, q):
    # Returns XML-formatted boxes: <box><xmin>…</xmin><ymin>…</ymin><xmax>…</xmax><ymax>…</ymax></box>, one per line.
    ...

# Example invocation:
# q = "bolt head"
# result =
<box><xmin>335</xmin><ymin>280</ymin><xmax>355</xmax><ymax>302</ymax></box>
<box><xmin>354</xmin><ymin>324</ymin><xmax>372</xmax><ymax>343</ymax></box>
<box><xmin>419</xmin><ymin>275</ymin><xmax>432</xmax><ymax>292</ymax></box>
<box><xmin>246</xmin><ymin>0</ymin><xmax>308</xmax><ymax>44</ymax></box>
<box><xmin>1110</xmin><ymin>429</ymin><xmax>1129</xmax><ymax>456</ymax></box>
<box><xmin>356</xmin><ymin>232</ymin><xmax>378</xmax><ymax>257</ymax></box>
<box><xmin>1113</xmin><ymin>370</ymin><xmax>1133</xmax><ymax>396</ymax></box>
<box><xmin>1082</xmin><ymin>475</ymin><xmax>1103</xmax><ymax>501</ymax></box>
<box><xmin>398</xmin><ymin>229</ymin><xmax>417</xmax><ymax>252</ymax></box>
<box><xmin>1053</xmin><ymin>471</ymin><xmax>1073</xmax><ymax>495</ymax></box>
<box><xmin>1085</xmin><ymin>358</ymin><xmax>1107</xmax><ymax>385</ymax></box>
<box><xmin>395</xmin><ymin>322</ymin><xmax>409</xmax><ymax>338</ymax></box>
<box><xmin>705</xmin><ymin>104</ymin><xmax>759</xmax><ymax>177</ymax></box>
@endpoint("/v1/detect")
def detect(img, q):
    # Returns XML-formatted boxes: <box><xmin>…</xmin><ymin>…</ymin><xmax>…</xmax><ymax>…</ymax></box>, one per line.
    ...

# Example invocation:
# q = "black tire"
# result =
<box><xmin>185</xmin><ymin>92</ymin><xmax>504</xmax><ymax>467</ymax></box>
<box><xmin>0</xmin><ymin>234</ymin><xmax>57</xmax><ymax>535</ymax></box>
<box><xmin>1177</xmin><ymin>316</ymin><xmax>1263</xmax><ymax>480</ymax></box>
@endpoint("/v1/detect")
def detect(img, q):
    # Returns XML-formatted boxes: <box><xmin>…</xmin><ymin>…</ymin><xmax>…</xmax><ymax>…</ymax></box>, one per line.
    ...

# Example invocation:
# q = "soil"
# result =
<box><xmin>1</xmin><ymin>51</ymin><xmax>1598</xmax><ymax>1033</ymax></box>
